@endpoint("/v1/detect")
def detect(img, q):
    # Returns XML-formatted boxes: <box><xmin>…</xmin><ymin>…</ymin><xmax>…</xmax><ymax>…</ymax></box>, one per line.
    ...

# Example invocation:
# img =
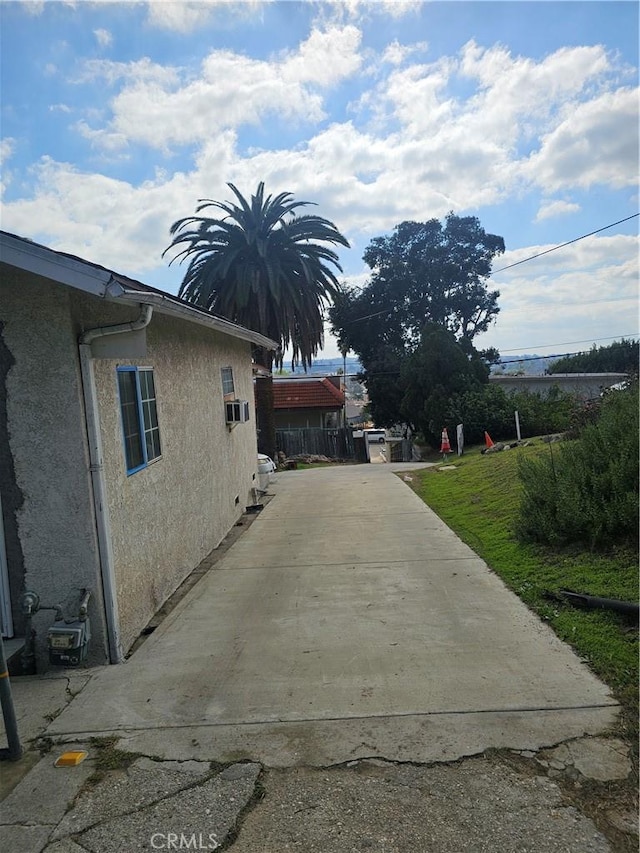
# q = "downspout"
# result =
<box><xmin>78</xmin><ymin>303</ymin><xmax>153</xmax><ymax>663</ymax></box>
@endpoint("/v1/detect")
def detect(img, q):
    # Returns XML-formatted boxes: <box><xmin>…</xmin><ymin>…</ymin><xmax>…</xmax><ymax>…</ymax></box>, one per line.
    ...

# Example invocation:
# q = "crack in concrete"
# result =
<box><xmin>41</xmin><ymin>700</ymin><xmax>622</xmax><ymax>741</ymax></box>
<box><xmin>58</xmin><ymin>772</ymin><xmax>219</xmax><ymax>838</ymax></box>
<box><xmin>47</xmin><ymin>755</ymin><xmax>265</xmax><ymax>853</ymax></box>
<box><xmin>229</xmin><ymin>747</ymin><xmax>637</xmax><ymax>853</ymax></box>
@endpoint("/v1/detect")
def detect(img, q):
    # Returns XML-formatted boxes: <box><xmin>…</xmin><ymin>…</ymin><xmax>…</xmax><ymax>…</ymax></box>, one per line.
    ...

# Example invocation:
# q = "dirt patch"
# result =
<box><xmin>496</xmin><ymin>744</ymin><xmax>638</xmax><ymax>853</ymax></box>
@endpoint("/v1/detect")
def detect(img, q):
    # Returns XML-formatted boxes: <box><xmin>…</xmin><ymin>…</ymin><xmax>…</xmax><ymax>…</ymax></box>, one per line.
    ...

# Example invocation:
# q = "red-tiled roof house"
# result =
<box><xmin>272</xmin><ymin>376</ymin><xmax>345</xmax><ymax>429</ymax></box>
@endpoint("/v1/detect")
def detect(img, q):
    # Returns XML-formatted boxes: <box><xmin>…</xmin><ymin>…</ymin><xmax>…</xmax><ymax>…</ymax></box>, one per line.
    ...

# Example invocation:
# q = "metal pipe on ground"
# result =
<box><xmin>559</xmin><ymin>590</ymin><xmax>639</xmax><ymax>619</ymax></box>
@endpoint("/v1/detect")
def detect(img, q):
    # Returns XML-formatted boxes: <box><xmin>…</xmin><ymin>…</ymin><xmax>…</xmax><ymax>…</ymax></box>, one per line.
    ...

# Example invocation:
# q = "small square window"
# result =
<box><xmin>117</xmin><ymin>367</ymin><xmax>161</xmax><ymax>474</ymax></box>
<box><xmin>221</xmin><ymin>366</ymin><xmax>235</xmax><ymax>397</ymax></box>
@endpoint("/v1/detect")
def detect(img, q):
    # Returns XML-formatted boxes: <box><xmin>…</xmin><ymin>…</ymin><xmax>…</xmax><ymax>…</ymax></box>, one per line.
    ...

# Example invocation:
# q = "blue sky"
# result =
<box><xmin>1</xmin><ymin>0</ymin><xmax>638</xmax><ymax>360</ymax></box>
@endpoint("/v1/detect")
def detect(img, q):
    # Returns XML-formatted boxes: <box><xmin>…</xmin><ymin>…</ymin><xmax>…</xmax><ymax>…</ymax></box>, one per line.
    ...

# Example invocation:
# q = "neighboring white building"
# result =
<box><xmin>0</xmin><ymin>231</ymin><xmax>276</xmax><ymax>668</ymax></box>
<box><xmin>488</xmin><ymin>373</ymin><xmax>629</xmax><ymax>400</ymax></box>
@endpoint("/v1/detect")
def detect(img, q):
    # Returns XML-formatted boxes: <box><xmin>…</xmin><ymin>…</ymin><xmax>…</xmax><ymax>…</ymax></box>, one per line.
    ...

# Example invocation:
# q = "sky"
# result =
<box><xmin>1</xmin><ymin>0</ymin><xmax>638</xmax><ymax>362</ymax></box>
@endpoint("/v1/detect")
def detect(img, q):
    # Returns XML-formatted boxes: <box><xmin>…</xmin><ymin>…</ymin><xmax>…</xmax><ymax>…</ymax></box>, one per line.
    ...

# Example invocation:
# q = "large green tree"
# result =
<box><xmin>330</xmin><ymin>213</ymin><xmax>504</xmax><ymax>433</ymax></box>
<box><xmin>400</xmin><ymin>325</ymin><xmax>489</xmax><ymax>445</ymax></box>
<box><xmin>165</xmin><ymin>182</ymin><xmax>349</xmax><ymax>459</ymax></box>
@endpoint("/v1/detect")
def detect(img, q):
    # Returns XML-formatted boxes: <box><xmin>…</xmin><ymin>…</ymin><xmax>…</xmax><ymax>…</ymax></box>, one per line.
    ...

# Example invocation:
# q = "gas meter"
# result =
<box><xmin>47</xmin><ymin>619</ymin><xmax>91</xmax><ymax>667</ymax></box>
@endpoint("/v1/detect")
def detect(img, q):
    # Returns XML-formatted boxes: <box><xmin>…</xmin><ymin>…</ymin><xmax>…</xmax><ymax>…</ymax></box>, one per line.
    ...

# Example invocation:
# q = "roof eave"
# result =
<box><xmin>0</xmin><ymin>231</ymin><xmax>112</xmax><ymax>295</ymax></box>
<box><xmin>0</xmin><ymin>230</ymin><xmax>278</xmax><ymax>352</ymax></box>
<box><xmin>114</xmin><ymin>287</ymin><xmax>278</xmax><ymax>351</ymax></box>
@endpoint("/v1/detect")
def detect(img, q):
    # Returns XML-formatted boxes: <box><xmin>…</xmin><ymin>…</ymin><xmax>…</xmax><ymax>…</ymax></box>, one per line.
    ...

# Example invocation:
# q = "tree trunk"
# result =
<box><xmin>254</xmin><ymin>348</ymin><xmax>277</xmax><ymax>462</ymax></box>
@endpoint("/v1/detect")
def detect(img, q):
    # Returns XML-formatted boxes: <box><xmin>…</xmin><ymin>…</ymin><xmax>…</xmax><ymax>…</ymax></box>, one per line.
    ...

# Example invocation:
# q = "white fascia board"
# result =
<box><xmin>116</xmin><ymin>288</ymin><xmax>278</xmax><ymax>351</ymax></box>
<box><xmin>0</xmin><ymin>232</ymin><xmax>112</xmax><ymax>296</ymax></box>
<box><xmin>0</xmin><ymin>231</ymin><xmax>278</xmax><ymax>352</ymax></box>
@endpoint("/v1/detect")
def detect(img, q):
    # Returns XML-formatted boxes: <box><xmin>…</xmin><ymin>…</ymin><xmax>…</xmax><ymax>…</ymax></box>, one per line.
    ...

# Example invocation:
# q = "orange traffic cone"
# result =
<box><xmin>440</xmin><ymin>428</ymin><xmax>451</xmax><ymax>455</ymax></box>
<box><xmin>484</xmin><ymin>431</ymin><xmax>494</xmax><ymax>448</ymax></box>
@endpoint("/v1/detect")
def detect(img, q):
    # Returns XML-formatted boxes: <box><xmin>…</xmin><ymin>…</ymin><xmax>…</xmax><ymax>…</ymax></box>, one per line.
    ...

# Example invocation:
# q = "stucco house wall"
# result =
<box><xmin>0</xmin><ymin>270</ymin><xmax>108</xmax><ymax>664</ymax></box>
<box><xmin>1</xmin><ymin>231</ymin><xmax>274</xmax><ymax>668</ymax></box>
<box><xmin>86</xmin><ymin>308</ymin><xmax>259</xmax><ymax>654</ymax></box>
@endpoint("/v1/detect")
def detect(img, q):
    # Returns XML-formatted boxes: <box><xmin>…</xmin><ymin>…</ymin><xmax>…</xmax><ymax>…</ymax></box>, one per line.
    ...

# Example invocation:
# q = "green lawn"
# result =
<box><xmin>406</xmin><ymin>441</ymin><xmax>639</xmax><ymax>734</ymax></box>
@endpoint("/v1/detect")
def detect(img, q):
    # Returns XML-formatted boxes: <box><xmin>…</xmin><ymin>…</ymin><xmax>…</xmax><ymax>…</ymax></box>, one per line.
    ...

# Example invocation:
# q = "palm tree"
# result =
<box><xmin>164</xmin><ymin>182</ymin><xmax>349</xmax><ymax>459</ymax></box>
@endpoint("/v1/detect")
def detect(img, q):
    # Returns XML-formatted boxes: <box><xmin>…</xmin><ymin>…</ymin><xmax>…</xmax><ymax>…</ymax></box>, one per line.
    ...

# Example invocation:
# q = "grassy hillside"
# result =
<box><xmin>406</xmin><ymin>441</ymin><xmax>638</xmax><ymax>733</ymax></box>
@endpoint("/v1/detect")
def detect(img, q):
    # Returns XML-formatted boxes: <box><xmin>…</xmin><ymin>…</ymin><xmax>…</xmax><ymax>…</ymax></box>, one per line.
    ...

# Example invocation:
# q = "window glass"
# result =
<box><xmin>140</xmin><ymin>369</ymin><xmax>161</xmax><ymax>461</ymax></box>
<box><xmin>221</xmin><ymin>366</ymin><xmax>235</xmax><ymax>396</ymax></box>
<box><xmin>117</xmin><ymin>367</ymin><xmax>161</xmax><ymax>473</ymax></box>
<box><xmin>117</xmin><ymin>370</ymin><xmax>144</xmax><ymax>471</ymax></box>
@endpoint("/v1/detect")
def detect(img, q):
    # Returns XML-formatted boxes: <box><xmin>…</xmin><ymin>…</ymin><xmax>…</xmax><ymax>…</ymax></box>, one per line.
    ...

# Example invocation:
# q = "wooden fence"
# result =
<box><xmin>276</xmin><ymin>428</ymin><xmax>355</xmax><ymax>459</ymax></box>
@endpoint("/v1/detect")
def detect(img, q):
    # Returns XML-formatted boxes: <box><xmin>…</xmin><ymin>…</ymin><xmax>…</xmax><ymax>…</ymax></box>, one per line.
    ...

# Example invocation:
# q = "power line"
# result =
<box><xmin>498</xmin><ymin>352</ymin><xmax>585</xmax><ymax>365</ymax></box>
<box><xmin>497</xmin><ymin>334</ymin><xmax>639</xmax><ymax>354</ymax></box>
<box><xmin>490</xmin><ymin>213</ymin><xmax>639</xmax><ymax>276</ymax></box>
<box><xmin>340</xmin><ymin>213</ymin><xmax>639</xmax><ymax>327</ymax></box>
<box><xmin>306</xmin><ymin>336</ymin><xmax>638</xmax><ymax>377</ymax></box>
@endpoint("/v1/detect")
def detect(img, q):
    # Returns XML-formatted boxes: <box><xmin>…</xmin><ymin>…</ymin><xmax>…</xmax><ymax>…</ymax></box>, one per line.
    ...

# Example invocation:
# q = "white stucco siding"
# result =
<box><xmin>0</xmin><ymin>271</ymin><xmax>108</xmax><ymax>664</ymax></box>
<box><xmin>92</xmin><ymin>311</ymin><xmax>259</xmax><ymax>654</ymax></box>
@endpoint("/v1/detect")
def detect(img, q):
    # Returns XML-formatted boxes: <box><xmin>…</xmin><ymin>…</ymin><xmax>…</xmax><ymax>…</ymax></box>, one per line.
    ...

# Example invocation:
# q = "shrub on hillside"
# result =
<box><xmin>566</xmin><ymin>396</ymin><xmax>602</xmax><ymax>439</ymax></box>
<box><xmin>511</xmin><ymin>386</ymin><xmax>576</xmax><ymax>436</ymax></box>
<box><xmin>516</xmin><ymin>381</ymin><xmax>639</xmax><ymax>548</ymax></box>
<box><xmin>447</xmin><ymin>385</ymin><xmax>576</xmax><ymax>446</ymax></box>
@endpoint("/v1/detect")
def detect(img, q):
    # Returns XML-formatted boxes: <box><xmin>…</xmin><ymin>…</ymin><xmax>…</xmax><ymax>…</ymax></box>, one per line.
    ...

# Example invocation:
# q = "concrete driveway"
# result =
<box><xmin>47</xmin><ymin>463</ymin><xmax>618</xmax><ymax>766</ymax></box>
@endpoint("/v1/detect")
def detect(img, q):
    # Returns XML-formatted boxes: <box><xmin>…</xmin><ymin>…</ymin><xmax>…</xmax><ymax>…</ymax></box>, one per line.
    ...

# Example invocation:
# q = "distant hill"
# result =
<box><xmin>301</xmin><ymin>355</ymin><xmax>556</xmax><ymax>377</ymax></box>
<box><xmin>491</xmin><ymin>355</ymin><xmax>560</xmax><ymax>376</ymax></box>
<box><xmin>280</xmin><ymin>355</ymin><xmax>560</xmax><ymax>377</ymax></box>
<box><xmin>280</xmin><ymin>357</ymin><xmax>363</xmax><ymax>377</ymax></box>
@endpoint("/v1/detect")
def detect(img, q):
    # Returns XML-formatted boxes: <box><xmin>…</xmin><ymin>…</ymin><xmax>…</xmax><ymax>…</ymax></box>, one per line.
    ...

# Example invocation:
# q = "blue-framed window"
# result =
<box><xmin>221</xmin><ymin>366</ymin><xmax>235</xmax><ymax>397</ymax></box>
<box><xmin>117</xmin><ymin>367</ymin><xmax>161</xmax><ymax>474</ymax></box>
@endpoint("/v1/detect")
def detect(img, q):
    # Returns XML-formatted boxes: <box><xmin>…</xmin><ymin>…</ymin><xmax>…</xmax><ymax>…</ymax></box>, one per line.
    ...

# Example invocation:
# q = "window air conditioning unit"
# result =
<box><xmin>225</xmin><ymin>400</ymin><xmax>250</xmax><ymax>424</ymax></box>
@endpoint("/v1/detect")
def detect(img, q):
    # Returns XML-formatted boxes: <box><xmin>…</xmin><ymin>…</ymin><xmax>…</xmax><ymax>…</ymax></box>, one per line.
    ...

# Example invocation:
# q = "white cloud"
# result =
<box><xmin>348</xmin><ymin>0</ymin><xmax>423</xmax><ymax>19</ymax></box>
<box><xmin>3</xmin><ymin>18</ymin><xmax>638</xmax><ymax>353</ymax></box>
<box><xmin>317</xmin><ymin>0</ymin><xmax>421</xmax><ymax>25</ymax></box>
<box><xmin>74</xmin><ymin>120</ymin><xmax>130</xmax><ymax>153</ymax></box>
<box><xmin>456</xmin><ymin>42</ymin><xmax>610</xmax><ymax>147</ymax></box>
<box><xmin>329</xmin><ymin>234</ymin><xmax>640</xmax><ymax>359</ymax></box>
<box><xmin>94</xmin><ymin>28</ymin><xmax>113</xmax><ymax>49</ymax></box>
<box><xmin>21</xmin><ymin>1</ymin><xmax>45</xmax><ymax>16</ymax></box>
<box><xmin>76</xmin><ymin>57</ymin><xmax>181</xmax><ymax>87</ymax></box>
<box><xmin>280</xmin><ymin>25</ymin><xmax>362</xmax><ymax>87</ymax></box>
<box><xmin>382</xmin><ymin>39</ymin><xmax>428</xmax><ymax>66</ymax></box>
<box><xmin>482</xmin><ymin>234</ymin><xmax>639</xmax><ymax>353</ymax></box>
<box><xmin>145</xmin><ymin>0</ymin><xmax>263</xmax><ymax>33</ymax></box>
<box><xmin>535</xmin><ymin>200</ymin><xmax>581</xmax><ymax>222</ymax></box>
<box><xmin>383</xmin><ymin>0</ymin><xmax>422</xmax><ymax>18</ymax></box>
<box><xmin>0</xmin><ymin>137</ymin><xmax>15</xmax><ymax>165</ymax></box>
<box><xmin>66</xmin><ymin>28</ymin><xmax>635</xmax><ymax>223</ymax></box>
<box><xmin>74</xmin><ymin>26</ymin><xmax>361</xmax><ymax>152</ymax></box>
<box><xmin>0</xmin><ymin>138</ymin><xmax>15</xmax><ymax>196</ymax></box>
<box><xmin>1</xmin><ymin>156</ymin><xmax>196</xmax><ymax>276</ymax></box>
<box><xmin>525</xmin><ymin>87</ymin><xmax>639</xmax><ymax>192</ymax></box>
<box><xmin>145</xmin><ymin>1</ymin><xmax>218</xmax><ymax>33</ymax></box>
<box><xmin>349</xmin><ymin>40</ymin><xmax>634</xmax><ymax>213</ymax></box>
<box><xmin>3</xmin><ymin>149</ymin><xmax>636</xmax><ymax>361</ymax></box>
<box><xmin>374</xmin><ymin>56</ymin><xmax>456</xmax><ymax>133</ymax></box>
